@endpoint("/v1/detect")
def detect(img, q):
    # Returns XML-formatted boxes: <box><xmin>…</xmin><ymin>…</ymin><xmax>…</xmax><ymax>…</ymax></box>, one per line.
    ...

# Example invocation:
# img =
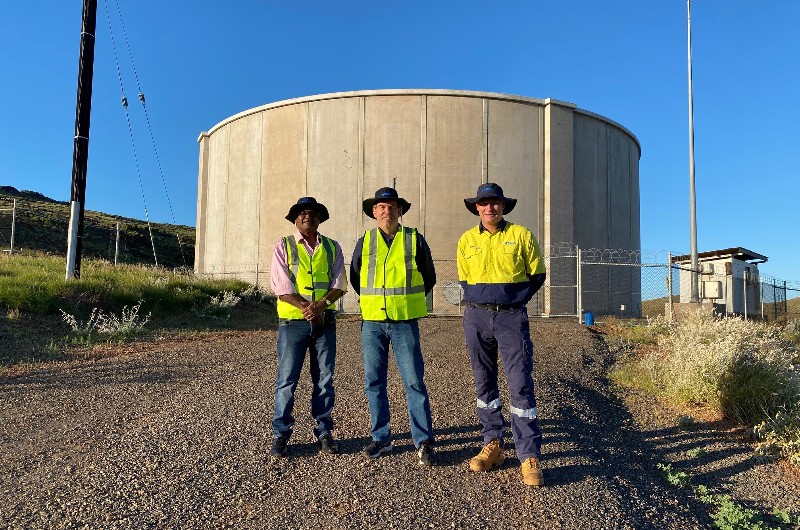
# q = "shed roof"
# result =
<box><xmin>671</xmin><ymin>247</ymin><xmax>768</xmax><ymax>264</ymax></box>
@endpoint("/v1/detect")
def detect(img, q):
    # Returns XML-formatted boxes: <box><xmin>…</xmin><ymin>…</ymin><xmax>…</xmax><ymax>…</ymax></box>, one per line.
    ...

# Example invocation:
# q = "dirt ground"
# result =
<box><xmin>1</xmin><ymin>316</ymin><xmax>797</xmax><ymax>529</ymax></box>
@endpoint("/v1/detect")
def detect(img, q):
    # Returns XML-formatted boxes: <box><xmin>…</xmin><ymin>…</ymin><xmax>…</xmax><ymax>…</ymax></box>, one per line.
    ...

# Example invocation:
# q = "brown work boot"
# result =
<box><xmin>521</xmin><ymin>457</ymin><xmax>544</xmax><ymax>486</ymax></box>
<box><xmin>469</xmin><ymin>438</ymin><xmax>504</xmax><ymax>472</ymax></box>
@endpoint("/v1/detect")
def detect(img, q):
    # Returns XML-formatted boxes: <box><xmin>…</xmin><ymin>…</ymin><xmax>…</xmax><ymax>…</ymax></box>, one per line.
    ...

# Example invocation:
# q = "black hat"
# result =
<box><xmin>463</xmin><ymin>182</ymin><xmax>517</xmax><ymax>215</ymax></box>
<box><xmin>362</xmin><ymin>187</ymin><xmax>412</xmax><ymax>219</ymax></box>
<box><xmin>285</xmin><ymin>197</ymin><xmax>330</xmax><ymax>223</ymax></box>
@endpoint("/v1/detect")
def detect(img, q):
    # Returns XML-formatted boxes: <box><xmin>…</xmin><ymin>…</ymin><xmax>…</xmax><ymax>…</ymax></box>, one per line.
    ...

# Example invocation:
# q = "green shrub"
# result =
<box><xmin>753</xmin><ymin>401</ymin><xmax>800</xmax><ymax>466</ymax></box>
<box><xmin>657</xmin><ymin>463</ymin><xmax>691</xmax><ymax>488</ymax></box>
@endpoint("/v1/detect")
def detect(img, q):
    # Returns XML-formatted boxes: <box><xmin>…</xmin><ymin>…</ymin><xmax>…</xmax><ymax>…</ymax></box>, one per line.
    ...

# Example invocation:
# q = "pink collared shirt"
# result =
<box><xmin>270</xmin><ymin>229</ymin><xmax>348</xmax><ymax>296</ymax></box>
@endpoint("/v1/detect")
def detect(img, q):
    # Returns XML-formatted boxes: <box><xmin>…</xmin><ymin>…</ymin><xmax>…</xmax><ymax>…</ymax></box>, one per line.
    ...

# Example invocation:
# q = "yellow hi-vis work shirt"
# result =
<box><xmin>276</xmin><ymin>235</ymin><xmax>336</xmax><ymax>319</ymax></box>
<box><xmin>457</xmin><ymin>221</ymin><xmax>546</xmax><ymax>306</ymax></box>
<box><xmin>358</xmin><ymin>227</ymin><xmax>427</xmax><ymax>321</ymax></box>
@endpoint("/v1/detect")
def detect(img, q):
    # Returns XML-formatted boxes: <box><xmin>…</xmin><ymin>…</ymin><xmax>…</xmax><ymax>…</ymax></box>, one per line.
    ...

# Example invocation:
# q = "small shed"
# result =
<box><xmin>671</xmin><ymin>247</ymin><xmax>767</xmax><ymax>317</ymax></box>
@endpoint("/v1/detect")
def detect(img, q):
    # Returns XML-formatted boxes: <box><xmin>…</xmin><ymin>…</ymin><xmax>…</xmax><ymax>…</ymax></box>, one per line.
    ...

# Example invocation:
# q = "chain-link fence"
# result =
<box><xmin>201</xmin><ymin>243</ymin><xmax>800</xmax><ymax>323</ymax></box>
<box><xmin>0</xmin><ymin>196</ymin><xmax>193</xmax><ymax>269</ymax></box>
<box><xmin>668</xmin><ymin>264</ymin><xmax>800</xmax><ymax>323</ymax></box>
<box><xmin>6</xmin><ymin>194</ymin><xmax>798</xmax><ymax>322</ymax></box>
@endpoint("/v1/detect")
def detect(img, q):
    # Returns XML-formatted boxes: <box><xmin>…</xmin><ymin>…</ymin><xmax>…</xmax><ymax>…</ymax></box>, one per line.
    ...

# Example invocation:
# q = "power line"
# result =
<box><xmin>102</xmin><ymin>0</ymin><xmax>158</xmax><ymax>267</ymax></box>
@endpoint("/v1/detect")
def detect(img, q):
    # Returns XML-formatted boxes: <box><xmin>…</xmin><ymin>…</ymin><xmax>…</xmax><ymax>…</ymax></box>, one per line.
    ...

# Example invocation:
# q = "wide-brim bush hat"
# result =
<box><xmin>362</xmin><ymin>187</ymin><xmax>412</xmax><ymax>219</ymax></box>
<box><xmin>285</xmin><ymin>197</ymin><xmax>330</xmax><ymax>223</ymax></box>
<box><xmin>464</xmin><ymin>182</ymin><xmax>517</xmax><ymax>215</ymax></box>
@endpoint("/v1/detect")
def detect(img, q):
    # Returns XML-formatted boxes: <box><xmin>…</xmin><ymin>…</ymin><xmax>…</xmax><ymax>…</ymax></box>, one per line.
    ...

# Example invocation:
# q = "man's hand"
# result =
<box><xmin>301</xmin><ymin>300</ymin><xmax>327</xmax><ymax>323</ymax></box>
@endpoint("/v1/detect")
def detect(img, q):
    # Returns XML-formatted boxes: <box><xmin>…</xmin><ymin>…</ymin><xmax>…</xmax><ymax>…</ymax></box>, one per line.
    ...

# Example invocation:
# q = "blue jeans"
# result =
<box><xmin>272</xmin><ymin>316</ymin><xmax>336</xmax><ymax>440</ymax></box>
<box><xmin>361</xmin><ymin>319</ymin><xmax>434</xmax><ymax>448</ymax></box>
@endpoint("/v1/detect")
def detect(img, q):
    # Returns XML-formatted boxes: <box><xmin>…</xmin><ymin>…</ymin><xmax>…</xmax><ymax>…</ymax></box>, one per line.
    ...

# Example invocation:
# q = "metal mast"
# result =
<box><xmin>687</xmin><ymin>0</ymin><xmax>699</xmax><ymax>302</ymax></box>
<box><xmin>66</xmin><ymin>0</ymin><xmax>98</xmax><ymax>280</ymax></box>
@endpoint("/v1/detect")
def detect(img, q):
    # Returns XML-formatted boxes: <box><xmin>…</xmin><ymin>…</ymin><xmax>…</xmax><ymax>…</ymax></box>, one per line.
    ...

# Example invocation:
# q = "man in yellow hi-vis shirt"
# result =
<box><xmin>350</xmin><ymin>187</ymin><xmax>437</xmax><ymax>466</ymax></box>
<box><xmin>457</xmin><ymin>183</ymin><xmax>547</xmax><ymax>486</ymax></box>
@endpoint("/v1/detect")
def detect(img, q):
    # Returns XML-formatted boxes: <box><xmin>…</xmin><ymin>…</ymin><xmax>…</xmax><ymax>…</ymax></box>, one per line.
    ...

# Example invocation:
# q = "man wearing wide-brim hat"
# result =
<box><xmin>457</xmin><ymin>182</ymin><xmax>547</xmax><ymax>486</ymax></box>
<box><xmin>349</xmin><ymin>187</ymin><xmax>437</xmax><ymax>466</ymax></box>
<box><xmin>269</xmin><ymin>197</ymin><xmax>347</xmax><ymax>458</ymax></box>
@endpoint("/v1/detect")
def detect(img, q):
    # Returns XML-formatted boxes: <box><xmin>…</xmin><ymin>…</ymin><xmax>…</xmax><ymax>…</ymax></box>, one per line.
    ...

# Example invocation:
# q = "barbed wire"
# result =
<box><xmin>3</xmin><ymin>202</ymin><xmax>799</xmax><ymax>302</ymax></box>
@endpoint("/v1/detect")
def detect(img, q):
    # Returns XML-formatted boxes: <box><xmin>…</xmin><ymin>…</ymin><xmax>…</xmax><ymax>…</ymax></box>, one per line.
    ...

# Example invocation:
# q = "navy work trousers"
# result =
<box><xmin>463</xmin><ymin>305</ymin><xmax>542</xmax><ymax>460</ymax></box>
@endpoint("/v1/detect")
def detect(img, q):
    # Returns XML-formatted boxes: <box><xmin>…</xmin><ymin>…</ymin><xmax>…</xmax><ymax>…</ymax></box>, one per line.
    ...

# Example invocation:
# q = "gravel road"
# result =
<box><xmin>1</xmin><ymin>317</ymin><xmax>797</xmax><ymax>529</ymax></box>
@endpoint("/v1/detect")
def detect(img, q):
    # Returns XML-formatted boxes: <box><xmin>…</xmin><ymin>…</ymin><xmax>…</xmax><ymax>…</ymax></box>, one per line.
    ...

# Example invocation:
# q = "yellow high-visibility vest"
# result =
<box><xmin>359</xmin><ymin>227</ymin><xmax>427</xmax><ymax>321</ymax></box>
<box><xmin>276</xmin><ymin>235</ymin><xmax>335</xmax><ymax>320</ymax></box>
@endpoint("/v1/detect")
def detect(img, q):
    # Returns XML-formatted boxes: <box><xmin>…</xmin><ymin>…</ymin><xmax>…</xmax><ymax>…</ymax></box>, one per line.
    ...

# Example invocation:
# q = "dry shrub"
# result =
<box><xmin>644</xmin><ymin>311</ymin><xmax>798</xmax><ymax>424</ymax></box>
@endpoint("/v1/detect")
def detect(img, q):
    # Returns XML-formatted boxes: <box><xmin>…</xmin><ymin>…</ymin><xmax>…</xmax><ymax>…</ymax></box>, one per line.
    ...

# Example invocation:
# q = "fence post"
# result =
<box><xmin>9</xmin><ymin>199</ymin><xmax>16</xmax><ymax>254</ymax></box>
<box><xmin>784</xmin><ymin>281</ymin><xmax>788</xmax><ymax>316</ymax></box>
<box><xmin>773</xmin><ymin>279</ymin><xmax>777</xmax><ymax>321</ymax></box>
<box><xmin>667</xmin><ymin>252</ymin><xmax>674</xmax><ymax>322</ymax></box>
<box><xmin>576</xmin><ymin>246</ymin><xmax>582</xmax><ymax>323</ymax></box>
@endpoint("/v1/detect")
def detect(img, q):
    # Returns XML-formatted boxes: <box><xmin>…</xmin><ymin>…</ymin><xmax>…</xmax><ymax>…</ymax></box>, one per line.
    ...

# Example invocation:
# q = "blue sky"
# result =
<box><xmin>1</xmin><ymin>1</ymin><xmax>798</xmax><ymax>281</ymax></box>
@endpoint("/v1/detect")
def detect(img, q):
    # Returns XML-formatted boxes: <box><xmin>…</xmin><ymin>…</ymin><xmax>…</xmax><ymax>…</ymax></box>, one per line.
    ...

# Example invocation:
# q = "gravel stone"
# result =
<box><xmin>1</xmin><ymin>318</ymin><xmax>797</xmax><ymax>529</ymax></box>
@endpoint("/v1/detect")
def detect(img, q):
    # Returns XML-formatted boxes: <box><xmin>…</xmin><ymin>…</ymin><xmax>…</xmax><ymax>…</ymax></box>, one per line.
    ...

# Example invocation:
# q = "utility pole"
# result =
<box><xmin>66</xmin><ymin>0</ymin><xmax>98</xmax><ymax>280</ymax></box>
<box><xmin>687</xmin><ymin>0</ymin><xmax>699</xmax><ymax>302</ymax></box>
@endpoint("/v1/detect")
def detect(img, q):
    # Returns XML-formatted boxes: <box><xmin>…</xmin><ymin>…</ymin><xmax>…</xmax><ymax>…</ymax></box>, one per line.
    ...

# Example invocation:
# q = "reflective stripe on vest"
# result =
<box><xmin>359</xmin><ymin>227</ymin><xmax>427</xmax><ymax>321</ymax></box>
<box><xmin>277</xmin><ymin>235</ymin><xmax>335</xmax><ymax>319</ymax></box>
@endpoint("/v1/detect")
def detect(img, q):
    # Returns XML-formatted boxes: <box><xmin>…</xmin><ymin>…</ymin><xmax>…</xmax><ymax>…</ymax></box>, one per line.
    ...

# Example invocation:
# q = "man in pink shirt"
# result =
<box><xmin>269</xmin><ymin>197</ymin><xmax>347</xmax><ymax>457</ymax></box>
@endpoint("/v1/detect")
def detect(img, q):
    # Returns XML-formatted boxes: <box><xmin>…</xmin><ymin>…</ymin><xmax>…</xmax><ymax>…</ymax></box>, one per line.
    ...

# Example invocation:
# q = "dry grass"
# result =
<box><xmin>607</xmin><ymin>311</ymin><xmax>800</xmax><ymax>466</ymax></box>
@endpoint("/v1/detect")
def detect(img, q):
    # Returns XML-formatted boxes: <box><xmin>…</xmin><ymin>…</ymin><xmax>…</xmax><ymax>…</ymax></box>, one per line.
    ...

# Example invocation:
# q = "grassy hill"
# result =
<box><xmin>0</xmin><ymin>186</ymin><xmax>193</xmax><ymax>269</ymax></box>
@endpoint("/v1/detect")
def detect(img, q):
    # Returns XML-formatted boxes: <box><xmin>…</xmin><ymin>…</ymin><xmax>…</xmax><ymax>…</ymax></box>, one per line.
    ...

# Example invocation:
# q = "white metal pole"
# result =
<box><xmin>114</xmin><ymin>222</ymin><xmax>120</xmax><ymax>266</ymax></box>
<box><xmin>65</xmin><ymin>200</ymin><xmax>81</xmax><ymax>280</ymax></box>
<box><xmin>688</xmin><ymin>0</ymin><xmax>700</xmax><ymax>303</ymax></box>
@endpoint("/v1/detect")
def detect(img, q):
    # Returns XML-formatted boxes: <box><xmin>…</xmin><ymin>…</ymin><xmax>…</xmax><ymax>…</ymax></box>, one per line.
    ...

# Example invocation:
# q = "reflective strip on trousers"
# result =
<box><xmin>477</xmin><ymin>398</ymin><xmax>502</xmax><ymax>410</ymax></box>
<box><xmin>510</xmin><ymin>405</ymin><xmax>538</xmax><ymax>419</ymax></box>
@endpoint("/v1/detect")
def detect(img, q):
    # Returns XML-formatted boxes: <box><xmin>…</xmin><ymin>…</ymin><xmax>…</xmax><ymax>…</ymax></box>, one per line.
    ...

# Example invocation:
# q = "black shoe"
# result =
<box><xmin>417</xmin><ymin>440</ymin><xmax>434</xmax><ymax>466</ymax></box>
<box><xmin>318</xmin><ymin>434</ymin><xmax>339</xmax><ymax>454</ymax></box>
<box><xmin>271</xmin><ymin>437</ymin><xmax>288</xmax><ymax>457</ymax></box>
<box><xmin>362</xmin><ymin>439</ymin><xmax>393</xmax><ymax>458</ymax></box>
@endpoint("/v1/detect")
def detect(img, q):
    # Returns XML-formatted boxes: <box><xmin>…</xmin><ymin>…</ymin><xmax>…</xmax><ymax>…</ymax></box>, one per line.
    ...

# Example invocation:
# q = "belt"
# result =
<box><xmin>468</xmin><ymin>302</ymin><xmax>524</xmax><ymax>312</ymax></box>
<box><xmin>279</xmin><ymin>309</ymin><xmax>336</xmax><ymax>324</ymax></box>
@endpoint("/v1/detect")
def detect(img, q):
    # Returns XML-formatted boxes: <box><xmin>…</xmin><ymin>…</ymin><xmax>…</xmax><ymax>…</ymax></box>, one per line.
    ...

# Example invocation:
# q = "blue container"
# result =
<box><xmin>584</xmin><ymin>311</ymin><xmax>594</xmax><ymax>326</ymax></box>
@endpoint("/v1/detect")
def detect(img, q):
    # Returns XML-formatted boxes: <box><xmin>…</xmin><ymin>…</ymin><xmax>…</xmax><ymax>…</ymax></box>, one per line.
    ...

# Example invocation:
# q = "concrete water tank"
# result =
<box><xmin>195</xmin><ymin>89</ymin><xmax>641</xmax><ymax>316</ymax></box>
